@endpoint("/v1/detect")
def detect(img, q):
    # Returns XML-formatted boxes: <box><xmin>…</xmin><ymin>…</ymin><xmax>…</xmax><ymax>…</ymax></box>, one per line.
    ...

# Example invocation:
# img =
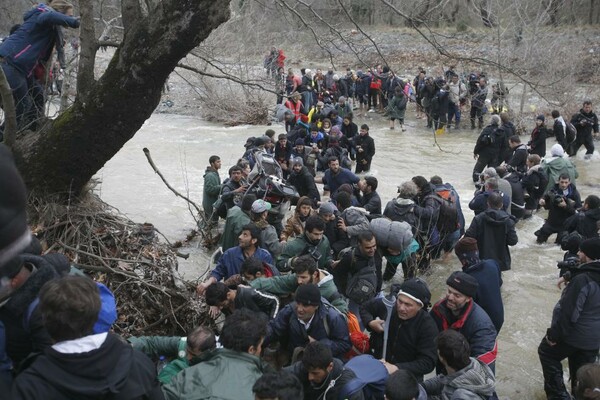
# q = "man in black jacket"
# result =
<box><xmin>354</xmin><ymin>124</ymin><xmax>375</xmax><ymax>173</ymax></box>
<box><xmin>357</xmin><ymin>176</ymin><xmax>382</xmax><ymax>216</ymax></box>
<box><xmin>472</xmin><ymin>115</ymin><xmax>502</xmax><ymax>183</ymax></box>
<box><xmin>564</xmin><ymin>195</ymin><xmax>600</xmax><ymax>240</ymax></box>
<box><xmin>535</xmin><ymin>174</ymin><xmax>582</xmax><ymax>244</ymax></box>
<box><xmin>205</xmin><ymin>282</ymin><xmax>280</xmax><ymax>320</ymax></box>
<box><xmin>506</xmin><ymin>135</ymin><xmax>528</xmax><ymax>173</ymax></box>
<box><xmin>360</xmin><ymin>279</ymin><xmax>437</xmax><ymax>381</ymax></box>
<box><xmin>465</xmin><ymin>193</ymin><xmax>518</xmax><ymax>271</ymax></box>
<box><xmin>12</xmin><ymin>276</ymin><xmax>164</xmax><ymax>400</ymax></box>
<box><xmin>538</xmin><ymin>238</ymin><xmax>600</xmax><ymax>399</ymax></box>
<box><xmin>288</xmin><ymin>157</ymin><xmax>320</xmax><ymax>206</ymax></box>
<box><xmin>570</xmin><ymin>100</ymin><xmax>599</xmax><ymax>159</ymax></box>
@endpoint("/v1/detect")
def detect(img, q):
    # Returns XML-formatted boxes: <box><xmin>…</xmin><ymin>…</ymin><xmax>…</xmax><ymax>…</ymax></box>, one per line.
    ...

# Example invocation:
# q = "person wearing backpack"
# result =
<box><xmin>551</xmin><ymin>110</ymin><xmax>568</xmax><ymax>151</ymax></box>
<box><xmin>285</xmin><ymin>341</ymin><xmax>364</xmax><ymax>400</ymax></box>
<box><xmin>541</xmin><ymin>144</ymin><xmax>579</xmax><ymax>193</ymax></box>
<box><xmin>360</xmin><ymin>279</ymin><xmax>438</xmax><ymax>382</ymax></box>
<box><xmin>331</xmin><ymin>232</ymin><xmax>379</xmax><ymax>327</ymax></box>
<box><xmin>472</xmin><ymin>115</ymin><xmax>502</xmax><ymax>183</ymax></box>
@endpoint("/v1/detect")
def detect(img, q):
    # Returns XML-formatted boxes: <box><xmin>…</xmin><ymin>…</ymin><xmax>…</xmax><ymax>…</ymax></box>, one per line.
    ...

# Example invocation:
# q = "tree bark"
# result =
<box><xmin>13</xmin><ymin>0</ymin><xmax>231</xmax><ymax>198</ymax></box>
<box><xmin>0</xmin><ymin>67</ymin><xmax>17</xmax><ymax>148</ymax></box>
<box><xmin>77</xmin><ymin>0</ymin><xmax>98</xmax><ymax>103</ymax></box>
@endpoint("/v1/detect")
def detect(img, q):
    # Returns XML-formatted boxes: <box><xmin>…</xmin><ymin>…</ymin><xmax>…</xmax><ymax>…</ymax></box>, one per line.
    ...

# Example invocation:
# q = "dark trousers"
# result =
<box><xmin>1</xmin><ymin>62</ymin><xmax>30</xmax><ymax>129</ymax></box>
<box><xmin>470</xmin><ymin>106</ymin><xmax>484</xmax><ymax>128</ymax></box>
<box><xmin>368</xmin><ymin>89</ymin><xmax>378</xmax><ymax>109</ymax></box>
<box><xmin>571</xmin><ymin>133</ymin><xmax>595</xmax><ymax>155</ymax></box>
<box><xmin>535</xmin><ymin>222</ymin><xmax>565</xmax><ymax>244</ymax></box>
<box><xmin>538</xmin><ymin>338</ymin><xmax>598</xmax><ymax>400</ymax></box>
<box><xmin>355</xmin><ymin>158</ymin><xmax>371</xmax><ymax>173</ymax></box>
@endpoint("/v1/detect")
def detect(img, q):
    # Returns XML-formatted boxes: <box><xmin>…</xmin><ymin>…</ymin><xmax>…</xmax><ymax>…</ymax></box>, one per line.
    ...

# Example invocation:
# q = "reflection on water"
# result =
<box><xmin>97</xmin><ymin>111</ymin><xmax>598</xmax><ymax>399</ymax></box>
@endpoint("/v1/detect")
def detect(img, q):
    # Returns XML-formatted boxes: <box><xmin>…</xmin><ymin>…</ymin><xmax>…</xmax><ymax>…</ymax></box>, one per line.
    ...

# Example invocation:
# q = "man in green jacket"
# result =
<box><xmin>251</xmin><ymin>254</ymin><xmax>348</xmax><ymax>314</ymax></box>
<box><xmin>203</xmin><ymin>156</ymin><xmax>222</xmax><ymax>225</ymax></box>
<box><xmin>162</xmin><ymin>309</ymin><xmax>272</xmax><ymax>400</ymax></box>
<box><xmin>220</xmin><ymin>194</ymin><xmax>255</xmax><ymax>251</ymax></box>
<box><xmin>277</xmin><ymin>216</ymin><xmax>333</xmax><ymax>272</ymax></box>
<box><xmin>128</xmin><ymin>326</ymin><xmax>217</xmax><ymax>384</ymax></box>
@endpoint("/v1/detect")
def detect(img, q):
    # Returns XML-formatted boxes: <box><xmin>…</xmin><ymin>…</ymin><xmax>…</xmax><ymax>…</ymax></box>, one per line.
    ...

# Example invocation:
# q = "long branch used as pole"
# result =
<box><xmin>0</xmin><ymin>66</ymin><xmax>18</xmax><ymax>148</ymax></box>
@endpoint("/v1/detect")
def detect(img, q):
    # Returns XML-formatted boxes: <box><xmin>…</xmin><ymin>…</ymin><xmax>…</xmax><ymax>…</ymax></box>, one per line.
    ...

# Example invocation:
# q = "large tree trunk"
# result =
<box><xmin>13</xmin><ymin>0</ymin><xmax>230</xmax><ymax>198</ymax></box>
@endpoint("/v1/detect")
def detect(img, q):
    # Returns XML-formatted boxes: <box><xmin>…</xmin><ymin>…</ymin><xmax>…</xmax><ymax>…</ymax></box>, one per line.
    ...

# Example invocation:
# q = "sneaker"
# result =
<box><xmin>368</xmin><ymin>108</ymin><xmax>375</xmax><ymax>113</ymax></box>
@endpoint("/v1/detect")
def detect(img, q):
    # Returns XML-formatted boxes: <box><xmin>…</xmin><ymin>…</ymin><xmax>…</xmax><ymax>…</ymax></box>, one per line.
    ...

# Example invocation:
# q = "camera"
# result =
<box><xmin>307</xmin><ymin>245</ymin><xmax>322</xmax><ymax>262</ymax></box>
<box><xmin>557</xmin><ymin>258</ymin><xmax>579</xmax><ymax>270</ymax></box>
<box><xmin>553</xmin><ymin>194</ymin><xmax>566</xmax><ymax>206</ymax></box>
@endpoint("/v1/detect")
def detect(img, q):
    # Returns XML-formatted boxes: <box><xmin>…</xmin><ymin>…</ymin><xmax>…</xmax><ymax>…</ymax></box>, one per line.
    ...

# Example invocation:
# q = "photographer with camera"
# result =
<box><xmin>570</xmin><ymin>100</ymin><xmax>599</xmax><ymax>159</ymax></box>
<box><xmin>539</xmin><ymin>238</ymin><xmax>600</xmax><ymax>400</ymax></box>
<box><xmin>535</xmin><ymin>173</ymin><xmax>582</xmax><ymax>244</ymax></box>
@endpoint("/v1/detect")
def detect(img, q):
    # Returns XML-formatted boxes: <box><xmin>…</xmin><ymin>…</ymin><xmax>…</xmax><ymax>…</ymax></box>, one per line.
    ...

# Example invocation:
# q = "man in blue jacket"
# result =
<box><xmin>454</xmin><ymin>237</ymin><xmax>504</xmax><ymax>333</ymax></box>
<box><xmin>264</xmin><ymin>284</ymin><xmax>350</xmax><ymax>361</ymax></box>
<box><xmin>0</xmin><ymin>2</ymin><xmax>80</xmax><ymax>130</ymax></box>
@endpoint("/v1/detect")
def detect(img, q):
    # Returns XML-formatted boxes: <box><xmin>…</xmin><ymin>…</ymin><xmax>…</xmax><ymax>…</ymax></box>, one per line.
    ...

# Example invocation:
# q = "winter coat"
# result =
<box><xmin>331</xmin><ymin>246</ymin><xmax>378</xmax><ymax>303</ymax></box>
<box><xmin>220</xmin><ymin>179</ymin><xmax>243</xmax><ymax>210</ymax></box>
<box><xmin>0</xmin><ymin>322</ymin><xmax>11</xmax><ymax>390</ymax></box>
<box><xmin>354</xmin><ymin>134</ymin><xmax>375</xmax><ymax>164</ymax></box>
<box><xmin>360</xmin><ymin>303</ymin><xmax>437</xmax><ymax>381</ymax></box>
<box><xmin>219</xmin><ymin>206</ymin><xmax>251</xmax><ymax>252</ymax></box>
<box><xmin>465</xmin><ymin>208</ymin><xmax>518</xmax><ymax>271</ymax></box>
<box><xmin>471</xmin><ymin>86</ymin><xmax>488</xmax><ymax>109</ymax></box>
<box><xmin>528</xmin><ymin>126</ymin><xmax>548</xmax><ymax>157</ymax></box>
<box><xmin>274</xmin><ymin>141</ymin><xmax>293</xmax><ymax>161</ymax></box>
<box><xmin>341</xmin><ymin>121</ymin><xmax>358</xmax><ymax>141</ymax></box>
<box><xmin>414</xmin><ymin>185</ymin><xmax>441</xmax><ymax>244</ymax></box>
<box><xmin>359</xmin><ymin>191</ymin><xmax>382</xmax><ymax>216</ymax></box>
<box><xmin>0</xmin><ymin>4</ymin><xmax>79</xmax><ymax>76</ymax></box>
<box><xmin>463</xmin><ymin>259</ymin><xmax>504</xmax><ymax>332</ymax></box>
<box><xmin>547</xmin><ymin>261</ymin><xmax>600</xmax><ymax>350</ymax></box>
<box><xmin>521</xmin><ymin>164</ymin><xmax>547</xmax><ymax>208</ymax></box>
<box><xmin>430</xmin><ymin>300</ymin><xmax>498</xmax><ymax>367</ymax></box>
<box><xmin>422</xmin><ymin>358</ymin><xmax>496</xmax><ymax>400</ymax></box>
<box><xmin>285</xmin><ymin>358</ymin><xmax>364</xmax><ymax>400</ymax></box>
<box><xmin>231</xmin><ymin>286</ymin><xmax>280</xmax><ymax>319</ymax></box>
<box><xmin>541</xmin><ymin>183</ymin><xmax>582</xmax><ymax>229</ymax></box>
<box><xmin>503</xmin><ymin>172</ymin><xmax>525</xmax><ymax>220</ymax></box>
<box><xmin>571</xmin><ymin>109</ymin><xmax>599</xmax><ymax>138</ymax></box>
<box><xmin>0</xmin><ymin>254</ymin><xmax>69</xmax><ymax>368</ymax></box>
<box><xmin>499</xmin><ymin>122</ymin><xmax>517</xmax><ymax>163</ymax></box>
<box><xmin>162</xmin><ymin>348</ymin><xmax>270</xmax><ymax>400</ymax></box>
<box><xmin>280</xmin><ymin>211</ymin><xmax>310</xmax><ymax>242</ymax></box>
<box><xmin>507</xmin><ymin>144</ymin><xmax>528</xmax><ymax>173</ymax></box>
<box><xmin>202</xmin><ymin>167</ymin><xmax>221</xmax><ymax>217</ymax></box>
<box><xmin>210</xmin><ymin>246</ymin><xmax>275</xmax><ymax>281</ymax></box>
<box><xmin>564</xmin><ymin>208</ymin><xmax>600</xmax><ymax>239</ymax></box>
<box><xmin>331</xmin><ymin>207</ymin><xmax>371</xmax><ymax>254</ymax></box>
<box><xmin>384</xmin><ymin>198</ymin><xmax>420</xmax><ymax>236</ymax></box>
<box><xmin>252</xmin><ymin>219</ymin><xmax>285</xmax><ymax>258</ymax></box>
<box><xmin>473</xmin><ymin>123</ymin><xmax>502</xmax><ymax>161</ymax></box>
<box><xmin>387</xmin><ymin>93</ymin><xmax>408</xmax><ymax>121</ymax></box>
<box><xmin>265</xmin><ymin>299</ymin><xmax>351</xmax><ymax>358</ymax></box>
<box><xmin>468</xmin><ymin>189</ymin><xmax>510</xmax><ymax>216</ymax></box>
<box><xmin>335</xmin><ymin>103</ymin><xmax>352</xmax><ymax>120</ymax></box>
<box><xmin>541</xmin><ymin>156</ymin><xmax>578</xmax><ymax>193</ymax></box>
<box><xmin>250</xmin><ymin>270</ymin><xmax>348</xmax><ymax>314</ymax></box>
<box><xmin>14</xmin><ymin>333</ymin><xmax>164</xmax><ymax>400</ymax></box>
<box><xmin>553</xmin><ymin>117</ymin><xmax>568</xmax><ymax>149</ymax></box>
<box><xmin>277</xmin><ymin>233</ymin><xmax>332</xmax><ymax>271</ymax></box>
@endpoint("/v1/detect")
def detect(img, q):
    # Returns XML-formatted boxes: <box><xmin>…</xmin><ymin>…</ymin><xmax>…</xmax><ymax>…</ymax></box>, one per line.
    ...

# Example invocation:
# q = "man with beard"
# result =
<box><xmin>221</xmin><ymin>166</ymin><xmax>248</xmax><ymax>212</ymax></box>
<box><xmin>250</xmin><ymin>254</ymin><xmax>348</xmax><ymax>314</ymax></box>
<box><xmin>288</xmin><ymin>157</ymin><xmax>320</xmax><ymax>207</ymax></box>
<box><xmin>430</xmin><ymin>271</ymin><xmax>498</xmax><ymax>373</ymax></box>
<box><xmin>317</xmin><ymin>157</ymin><xmax>360</xmax><ymax>198</ymax></box>
<box><xmin>570</xmin><ymin>100</ymin><xmax>599</xmax><ymax>159</ymax></box>
<box><xmin>360</xmin><ymin>278</ymin><xmax>438</xmax><ymax>381</ymax></box>
<box><xmin>277</xmin><ymin>216</ymin><xmax>333</xmax><ymax>273</ymax></box>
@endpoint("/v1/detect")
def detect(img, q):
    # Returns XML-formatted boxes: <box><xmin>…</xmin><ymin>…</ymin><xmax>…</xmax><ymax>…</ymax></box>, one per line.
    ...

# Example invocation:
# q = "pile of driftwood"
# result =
<box><xmin>28</xmin><ymin>192</ymin><xmax>213</xmax><ymax>337</ymax></box>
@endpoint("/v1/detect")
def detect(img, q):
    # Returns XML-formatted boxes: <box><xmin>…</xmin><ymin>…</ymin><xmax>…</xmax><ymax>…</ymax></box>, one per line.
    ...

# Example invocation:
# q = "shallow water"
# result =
<box><xmin>96</xmin><ymin>107</ymin><xmax>599</xmax><ymax>399</ymax></box>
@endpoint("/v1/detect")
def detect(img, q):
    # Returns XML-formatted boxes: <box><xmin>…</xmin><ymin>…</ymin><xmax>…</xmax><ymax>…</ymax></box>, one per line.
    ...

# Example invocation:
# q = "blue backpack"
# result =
<box><xmin>338</xmin><ymin>355</ymin><xmax>388</xmax><ymax>399</ymax></box>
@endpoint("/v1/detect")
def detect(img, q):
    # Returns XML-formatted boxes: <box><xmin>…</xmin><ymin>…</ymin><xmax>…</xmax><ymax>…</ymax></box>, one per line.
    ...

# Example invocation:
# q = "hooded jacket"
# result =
<box><xmin>541</xmin><ymin>183</ymin><xmax>581</xmax><ymax>228</ymax></box>
<box><xmin>464</xmin><ymin>208</ymin><xmax>518</xmax><ymax>271</ymax></box>
<box><xmin>463</xmin><ymin>259</ymin><xmax>504</xmax><ymax>333</ymax></box>
<box><xmin>0</xmin><ymin>4</ymin><xmax>80</xmax><ymax>76</ymax></box>
<box><xmin>571</xmin><ymin>109</ymin><xmax>599</xmax><ymax>137</ymax></box>
<box><xmin>541</xmin><ymin>156</ymin><xmax>578</xmax><ymax>193</ymax></box>
<box><xmin>288</xmin><ymin>166</ymin><xmax>320</xmax><ymax>204</ymax></box>
<box><xmin>202</xmin><ymin>167</ymin><xmax>221</xmax><ymax>216</ymax></box>
<box><xmin>521</xmin><ymin>164</ymin><xmax>547</xmax><ymax>204</ymax></box>
<box><xmin>422</xmin><ymin>358</ymin><xmax>496</xmax><ymax>400</ymax></box>
<box><xmin>507</xmin><ymin>143</ymin><xmax>528</xmax><ymax>173</ymax></box>
<box><xmin>277</xmin><ymin>233</ymin><xmax>333</xmax><ymax>272</ymax></box>
<box><xmin>331</xmin><ymin>207</ymin><xmax>370</xmax><ymax>255</ymax></box>
<box><xmin>250</xmin><ymin>270</ymin><xmax>348</xmax><ymax>314</ymax></box>
<box><xmin>210</xmin><ymin>246</ymin><xmax>274</xmax><ymax>282</ymax></box>
<box><xmin>547</xmin><ymin>261</ymin><xmax>600</xmax><ymax>350</ymax></box>
<box><xmin>13</xmin><ymin>333</ymin><xmax>163</xmax><ymax>400</ymax></box>
<box><xmin>162</xmin><ymin>348</ymin><xmax>270</xmax><ymax>400</ymax></box>
<box><xmin>384</xmin><ymin>198</ymin><xmax>420</xmax><ymax>236</ymax></box>
<box><xmin>473</xmin><ymin>123</ymin><xmax>502</xmax><ymax>160</ymax></box>
<box><xmin>564</xmin><ymin>208</ymin><xmax>600</xmax><ymax>239</ymax></box>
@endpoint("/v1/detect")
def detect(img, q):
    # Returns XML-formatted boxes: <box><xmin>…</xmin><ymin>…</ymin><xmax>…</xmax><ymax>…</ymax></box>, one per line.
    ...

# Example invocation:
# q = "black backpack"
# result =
<box><xmin>565</xmin><ymin>120</ymin><xmax>577</xmax><ymax>144</ymax></box>
<box><xmin>427</xmin><ymin>193</ymin><xmax>459</xmax><ymax>234</ymax></box>
<box><xmin>480</xmin><ymin>128</ymin><xmax>496</xmax><ymax>146</ymax></box>
<box><xmin>339</xmin><ymin>248</ymin><xmax>377</xmax><ymax>304</ymax></box>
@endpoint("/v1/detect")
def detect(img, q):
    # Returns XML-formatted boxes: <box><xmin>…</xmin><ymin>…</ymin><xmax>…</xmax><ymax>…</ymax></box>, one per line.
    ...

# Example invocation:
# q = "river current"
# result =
<box><xmin>96</xmin><ymin>109</ymin><xmax>599</xmax><ymax>399</ymax></box>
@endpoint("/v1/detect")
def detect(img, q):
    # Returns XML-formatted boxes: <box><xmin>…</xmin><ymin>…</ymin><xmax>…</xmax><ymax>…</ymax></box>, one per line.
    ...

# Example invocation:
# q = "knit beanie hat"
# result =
<box><xmin>446</xmin><ymin>271</ymin><xmax>479</xmax><ymax>298</ymax></box>
<box><xmin>454</xmin><ymin>237</ymin><xmax>479</xmax><ymax>259</ymax></box>
<box><xmin>580</xmin><ymin>238</ymin><xmax>600</xmax><ymax>260</ymax></box>
<box><xmin>536</xmin><ymin>114</ymin><xmax>545</xmax><ymax>122</ymax></box>
<box><xmin>550</xmin><ymin>143</ymin><xmax>564</xmax><ymax>157</ymax></box>
<box><xmin>0</xmin><ymin>144</ymin><xmax>31</xmax><ymax>273</ymax></box>
<box><xmin>399</xmin><ymin>278</ymin><xmax>431</xmax><ymax>308</ymax></box>
<box><xmin>292</xmin><ymin>157</ymin><xmax>304</xmax><ymax>166</ymax></box>
<box><xmin>318</xmin><ymin>202</ymin><xmax>335</xmax><ymax>216</ymax></box>
<box><xmin>295</xmin><ymin>139</ymin><xmax>305</xmax><ymax>146</ymax></box>
<box><xmin>295</xmin><ymin>284</ymin><xmax>321</xmax><ymax>306</ymax></box>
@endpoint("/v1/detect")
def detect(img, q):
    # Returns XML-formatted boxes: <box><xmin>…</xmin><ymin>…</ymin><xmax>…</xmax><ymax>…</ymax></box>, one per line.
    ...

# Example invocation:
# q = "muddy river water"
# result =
<box><xmin>96</xmin><ymin>108</ymin><xmax>598</xmax><ymax>399</ymax></box>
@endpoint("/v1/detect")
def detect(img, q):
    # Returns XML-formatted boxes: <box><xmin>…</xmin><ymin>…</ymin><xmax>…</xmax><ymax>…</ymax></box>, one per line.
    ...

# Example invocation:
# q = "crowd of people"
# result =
<box><xmin>0</xmin><ymin>35</ymin><xmax>599</xmax><ymax>400</ymax></box>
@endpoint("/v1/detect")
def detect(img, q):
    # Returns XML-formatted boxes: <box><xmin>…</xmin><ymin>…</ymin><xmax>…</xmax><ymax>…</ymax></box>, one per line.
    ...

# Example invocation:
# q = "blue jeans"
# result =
<box><xmin>447</xmin><ymin>101</ymin><xmax>461</xmax><ymax>125</ymax></box>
